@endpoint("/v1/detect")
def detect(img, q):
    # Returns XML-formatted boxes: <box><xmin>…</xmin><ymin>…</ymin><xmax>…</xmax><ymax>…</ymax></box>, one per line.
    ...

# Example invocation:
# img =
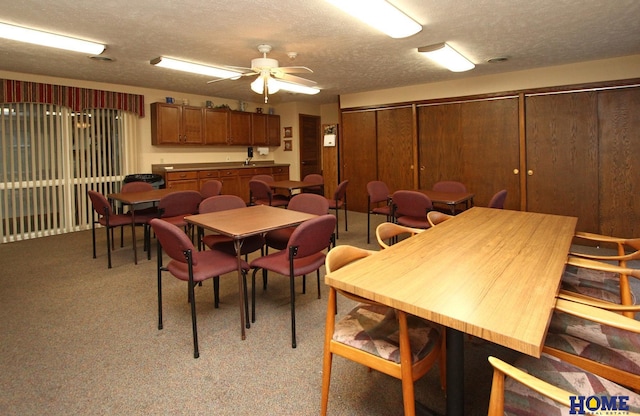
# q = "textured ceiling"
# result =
<box><xmin>0</xmin><ymin>0</ymin><xmax>639</xmax><ymax>105</ymax></box>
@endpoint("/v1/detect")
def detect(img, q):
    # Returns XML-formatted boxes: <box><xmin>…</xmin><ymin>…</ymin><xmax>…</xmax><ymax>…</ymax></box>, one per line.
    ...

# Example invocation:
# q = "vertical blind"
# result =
<box><xmin>0</xmin><ymin>103</ymin><xmax>137</xmax><ymax>243</ymax></box>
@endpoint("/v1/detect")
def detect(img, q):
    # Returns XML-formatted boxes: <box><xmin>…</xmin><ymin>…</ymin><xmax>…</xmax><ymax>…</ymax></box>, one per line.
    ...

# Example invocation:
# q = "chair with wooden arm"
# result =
<box><xmin>545</xmin><ymin>282</ymin><xmax>640</xmax><ymax>390</ymax></box>
<box><xmin>321</xmin><ymin>245</ymin><xmax>445</xmax><ymax>416</ymax></box>
<box><xmin>427</xmin><ymin>211</ymin><xmax>453</xmax><ymax>227</ymax></box>
<box><xmin>566</xmin><ymin>232</ymin><xmax>640</xmax><ymax>310</ymax></box>
<box><xmin>487</xmin><ymin>352</ymin><xmax>640</xmax><ymax>416</ymax></box>
<box><xmin>375</xmin><ymin>222</ymin><xmax>425</xmax><ymax>250</ymax></box>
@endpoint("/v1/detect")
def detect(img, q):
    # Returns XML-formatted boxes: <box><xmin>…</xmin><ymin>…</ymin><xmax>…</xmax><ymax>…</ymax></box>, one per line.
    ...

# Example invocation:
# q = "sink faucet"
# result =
<box><xmin>244</xmin><ymin>157</ymin><xmax>252</xmax><ymax>166</ymax></box>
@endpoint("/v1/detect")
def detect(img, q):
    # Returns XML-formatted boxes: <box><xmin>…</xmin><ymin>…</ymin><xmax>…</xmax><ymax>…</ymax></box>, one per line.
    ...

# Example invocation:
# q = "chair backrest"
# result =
<box><xmin>158</xmin><ymin>190</ymin><xmax>202</xmax><ymax>218</ymax></box>
<box><xmin>303</xmin><ymin>174</ymin><xmax>324</xmax><ymax>185</ymax></box>
<box><xmin>87</xmin><ymin>190</ymin><xmax>114</xmax><ymax>216</ymax></box>
<box><xmin>121</xmin><ymin>181</ymin><xmax>154</xmax><ymax>193</ymax></box>
<box><xmin>367</xmin><ymin>180</ymin><xmax>390</xmax><ymax>205</ymax></box>
<box><xmin>200</xmin><ymin>180</ymin><xmax>223</xmax><ymax>199</ymax></box>
<box><xmin>199</xmin><ymin>194</ymin><xmax>246</xmax><ymax>214</ymax></box>
<box><xmin>333</xmin><ymin>180</ymin><xmax>349</xmax><ymax>201</ymax></box>
<box><xmin>287</xmin><ymin>214</ymin><xmax>336</xmax><ymax>258</ymax></box>
<box><xmin>488</xmin><ymin>189</ymin><xmax>507</xmax><ymax>209</ymax></box>
<box><xmin>392</xmin><ymin>190</ymin><xmax>432</xmax><ymax>218</ymax></box>
<box><xmin>252</xmin><ymin>174</ymin><xmax>274</xmax><ymax>183</ymax></box>
<box><xmin>376</xmin><ymin>222</ymin><xmax>424</xmax><ymax>249</ymax></box>
<box><xmin>287</xmin><ymin>193</ymin><xmax>329</xmax><ymax>215</ymax></box>
<box><xmin>427</xmin><ymin>211</ymin><xmax>453</xmax><ymax>227</ymax></box>
<box><xmin>149</xmin><ymin>218</ymin><xmax>196</xmax><ymax>265</ymax></box>
<box><xmin>249</xmin><ymin>179</ymin><xmax>272</xmax><ymax>201</ymax></box>
<box><xmin>433</xmin><ymin>180</ymin><xmax>467</xmax><ymax>193</ymax></box>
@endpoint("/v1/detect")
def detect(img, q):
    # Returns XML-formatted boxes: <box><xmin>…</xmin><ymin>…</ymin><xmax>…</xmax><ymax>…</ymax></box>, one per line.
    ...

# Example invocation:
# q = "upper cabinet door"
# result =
<box><xmin>204</xmin><ymin>109</ymin><xmax>229</xmax><ymax>145</ymax></box>
<box><xmin>151</xmin><ymin>103</ymin><xmax>182</xmax><ymax>145</ymax></box>
<box><xmin>181</xmin><ymin>106</ymin><xmax>204</xmax><ymax>144</ymax></box>
<box><xmin>228</xmin><ymin>111</ymin><xmax>252</xmax><ymax>146</ymax></box>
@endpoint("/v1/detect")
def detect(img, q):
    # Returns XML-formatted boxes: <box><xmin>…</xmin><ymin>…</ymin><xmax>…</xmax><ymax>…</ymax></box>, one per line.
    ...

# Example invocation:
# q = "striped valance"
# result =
<box><xmin>0</xmin><ymin>79</ymin><xmax>145</xmax><ymax>117</ymax></box>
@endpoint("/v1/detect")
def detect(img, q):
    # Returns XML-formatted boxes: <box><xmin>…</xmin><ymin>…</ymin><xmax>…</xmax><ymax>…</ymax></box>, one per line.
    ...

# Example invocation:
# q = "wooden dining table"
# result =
<box><xmin>420</xmin><ymin>189</ymin><xmax>475</xmax><ymax>214</ymax></box>
<box><xmin>324</xmin><ymin>207</ymin><xmax>577</xmax><ymax>416</ymax></box>
<box><xmin>108</xmin><ymin>188</ymin><xmax>179</xmax><ymax>264</ymax></box>
<box><xmin>269</xmin><ymin>179</ymin><xmax>323</xmax><ymax>196</ymax></box>
<box><xmin>184</xmin><ymin>204</ymin><xmax>318</xmax><ymax>340</ymax></box>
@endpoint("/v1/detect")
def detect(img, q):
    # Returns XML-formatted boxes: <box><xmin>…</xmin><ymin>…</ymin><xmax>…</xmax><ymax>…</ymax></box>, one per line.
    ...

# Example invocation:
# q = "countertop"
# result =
<box><xmin>151</xmin><ymin>162</ymin><xmax>289</xmax><ymax>172</ymax></box>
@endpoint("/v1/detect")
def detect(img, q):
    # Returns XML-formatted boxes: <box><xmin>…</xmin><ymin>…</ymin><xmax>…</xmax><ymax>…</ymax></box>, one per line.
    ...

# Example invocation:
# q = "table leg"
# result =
<box><xmin>446</xmin><ymin>327</ymin><xmax>465</xmax><ymax>416</ymax></box>
<box><xmin>131</xmin><ymin>210</ymin><xmax>138</xmax><ymax>265</ymax></box>
<box><xmin>235</xmin><ymin>239</ymin><xmax>247</xmax><ymax>340</ymax></box>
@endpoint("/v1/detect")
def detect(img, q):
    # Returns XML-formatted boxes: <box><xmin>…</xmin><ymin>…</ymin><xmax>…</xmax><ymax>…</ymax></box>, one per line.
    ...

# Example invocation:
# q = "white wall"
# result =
<box><xmin>339</xmin><ymin>54</ymin><xmax>640</xmax><ymax>108</ymax></box>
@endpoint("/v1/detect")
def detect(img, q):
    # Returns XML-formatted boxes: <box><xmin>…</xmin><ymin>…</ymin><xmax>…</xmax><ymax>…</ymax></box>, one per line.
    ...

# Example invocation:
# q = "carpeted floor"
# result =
<box><xmin>0</xmin><ymin>210</ymin><xmax>526</xmax><ymax>415</ymax></box>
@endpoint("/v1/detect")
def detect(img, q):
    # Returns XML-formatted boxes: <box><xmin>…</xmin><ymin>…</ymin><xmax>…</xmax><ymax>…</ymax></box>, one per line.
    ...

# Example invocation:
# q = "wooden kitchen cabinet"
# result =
<box><xmin>203</xmin><ymin>108</ymin><xmax>229</xmax><ymax>145</ymax></box>
<box><xmin>252</xmin><ymin>113</ymin><xmax>281</xmax><ymax>146</ymax></box>
<box><xmin>198</xmin><ymin>170</ymin><xmax>220</xmax><ymax>190</ymax></box>
<box><xmin>228</xmin><ymin>111</ymin><xmax>252</xmax><ymax>146</ymax></box>
<box><xmin>151</xmin><ymin>102</ymin><xmax>204</xmax><ymax>145</ymax></box>
<box><xmin>165</xmin><ymin>171</ymin><xmax>199</xmax><ymax>190</ymax></box>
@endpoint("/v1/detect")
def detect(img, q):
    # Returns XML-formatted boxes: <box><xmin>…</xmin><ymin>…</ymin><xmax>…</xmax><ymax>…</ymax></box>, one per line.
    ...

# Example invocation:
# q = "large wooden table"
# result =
<box><xmin>270</xmin><ymin>180</ymin><xmax>323</xmax><ymax>196</ymax></box>
<box><xmin>325</xmin><ymin>207</ymin><xmax>577</xmax><ymax>415</ymax></box>
<box><xmin>185</xmin><ymin>205</ymin><xmax>318</xmax><ymax>340</ymax></box>
<box><xmin>420</xmin><ymin>189</ymin><xmax>475</xmax><ymax>214</ymax></box>
<box><xmin>108</xmin><ymin>188</ymin><xmax>178</xmax><ymax>264</ymax></box>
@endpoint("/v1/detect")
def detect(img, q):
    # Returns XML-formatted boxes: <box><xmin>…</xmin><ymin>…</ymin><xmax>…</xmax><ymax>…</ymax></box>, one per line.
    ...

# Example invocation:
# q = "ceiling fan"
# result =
<box><xmin>207</xmin><ymin>44</ymin><xmax>320</xmax><ymax>103</ymax></box>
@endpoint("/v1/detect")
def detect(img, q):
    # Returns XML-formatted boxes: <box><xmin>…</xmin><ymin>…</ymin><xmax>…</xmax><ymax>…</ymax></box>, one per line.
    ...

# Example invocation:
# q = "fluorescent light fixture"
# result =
<box><xmin>418</xmin><ymin>43</ymin><xmax>475</xmax><ymax>72</ymax></box>
<box><xmin>272</xmin><ymin>79</ymin><xmax>320</xmax><ymax>95</ymax></box>
<box><xmin>150</xmin><ymin>57</ymin><xmax>243</xmax><ymax>79</ymax></box>
<box><xmin>325</xmin><ymin>0</ymin><xmax>421</xmax><ymax>38</ymax></box>
<box><xmin>251</xmin><ymin>75</ymin><xmax>319</xmax><ymax>96</ymax></box>
<box><xmin>0</xmin><ymin>22</ymin><xmax>105</xmax><ymax>55</ymax></box>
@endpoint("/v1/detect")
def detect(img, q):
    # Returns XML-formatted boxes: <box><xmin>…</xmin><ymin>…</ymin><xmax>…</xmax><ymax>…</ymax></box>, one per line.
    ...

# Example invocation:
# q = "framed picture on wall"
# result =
<box><xmin>284</xmin><ymin>139</ymin><xmax>293</xmax><ymax>151</ymax></box>
<box><xmin>283</xmin><ymin>126</ymin><xmax>292</xmax><ymax>138</ymax></box>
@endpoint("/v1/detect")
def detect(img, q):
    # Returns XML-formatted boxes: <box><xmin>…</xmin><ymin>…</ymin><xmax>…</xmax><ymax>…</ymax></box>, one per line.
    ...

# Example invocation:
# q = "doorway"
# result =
<box><xmin>298</xmin><ymin>114</ymin><xmax>321</xmax><ymax>179</ymax></box>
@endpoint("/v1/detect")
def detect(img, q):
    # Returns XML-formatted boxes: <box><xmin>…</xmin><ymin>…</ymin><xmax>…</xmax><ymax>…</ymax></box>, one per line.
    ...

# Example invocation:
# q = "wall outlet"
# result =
<box><xmin>226</xmin><ymin>156</ymin><xmax>231</xmax><ymax>161</ymax></box>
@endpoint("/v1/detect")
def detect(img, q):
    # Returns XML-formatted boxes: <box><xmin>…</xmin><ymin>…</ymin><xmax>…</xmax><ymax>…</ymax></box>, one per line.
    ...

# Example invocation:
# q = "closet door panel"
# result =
<box><xmin>525</xmin><ymin>92</ymin><xmax>599</xmax><ymax>232</ymax></box>
<box><xmin>341</xmin><ymin>111</ymin><xmax>377</xmax><ymax>212</ymax></box>
<box><xmin>377</xmin><ymin>107</ymin><xmax>415</xmax><ymax>193</ymax></box>
<box><xmin>598</xmin><ymin>87</ymin><xmax>640</xmax><ymax>237</ymax></box>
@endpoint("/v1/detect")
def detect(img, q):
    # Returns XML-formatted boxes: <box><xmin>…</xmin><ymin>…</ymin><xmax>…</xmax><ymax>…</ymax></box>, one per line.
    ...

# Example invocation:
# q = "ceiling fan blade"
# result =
<box><xmin>206</xmin><ymin>71</ymin><xmax>258</xmax><ymax>84</ymax></box>
<box><xmin>275</xmin><ymin>73</ymin><xmax>317</xmax><ymax>87</ymax></box>
<box><xmin>278</xmin><ymin>66</ymin><xmax>313</xmax><ymax>74</ymax></box>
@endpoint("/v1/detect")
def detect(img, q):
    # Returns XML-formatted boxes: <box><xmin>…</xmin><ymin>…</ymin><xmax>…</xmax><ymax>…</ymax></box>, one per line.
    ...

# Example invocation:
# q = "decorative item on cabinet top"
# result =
<box><xmin>150</xmin><ymin>102</ymin><xmax>279</xmax><ymax>147</ymax></box>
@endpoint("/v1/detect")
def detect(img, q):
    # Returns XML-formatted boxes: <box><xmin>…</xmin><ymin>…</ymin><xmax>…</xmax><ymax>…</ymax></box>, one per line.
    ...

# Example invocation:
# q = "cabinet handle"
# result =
<box><xmin>513</xmin><ymin>169</ymin><xmax>519</xmax><ymax>174</ymax></box>
<box><xmin>527</xmin><ymin>170</ymin><xmax>534</xmax><ymax>176</ymax></box>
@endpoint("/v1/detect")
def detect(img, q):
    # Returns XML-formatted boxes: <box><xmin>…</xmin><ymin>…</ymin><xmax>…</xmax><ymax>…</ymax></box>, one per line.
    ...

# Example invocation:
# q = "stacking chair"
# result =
<box><xmin>249</xmin><ymin>214</ymin><xmax>336</xmax><ymax>348</ymax></box>
<box><xmin>198</xmin><ymin>195</ymin><xmax>265</xmax><ymax>262</ymax></box>
<box><xmin>119</xmin><ymin>181</ymin><xmax>159</xmax><ymax>254</ymax></box>
<box><xmin>487</xmin><ymin>353</ymin><xmax>640</xmax><ymax>415</ymax></box>
<box><xmin>264</xmin><ymin>193</ymin><xmax>330</xmax><ymax>291</ymax></box>
<box><xmin>302</xmin><ymin>173</ymin><xmax>324</xmax><ymax>195</ymax></box>
<box><xmin>564</xmin><ymin>232</ymin><xmax>640</xmax><ymax>318</ymax></box>
<box><xmin>366</xmin><ymin>180</ymin><xmax>393</xmax><ymax>244</ymax></box>
<box><xmin>321</xmin><ymin>245</ymin><xmax>445</xmax><ymax>416</ymax></box>
<box><xmin>253</xmin><ymin>173</ymin><xmax>290</xmax><ymax>200</ymax></box>
<box><xmin>200</xmin><ymin>179</ymin><xmax>223</xmax><ymax>199</ymax></box>
<box><xmin>392</xmin><ymin>190</ymin><xmax>432</xmax><ymax>229</ymax></box>
<box><xmin>249</xmin><ymin>179</ymin><xmax>289</xmax><ymax>207</ymax></box>
<box><xmin>157</xmin><ymin>190</ymin><xmax>202</xmax><ymax>239</ymax></box>
<box><xmin>150</xmin><ymin>218</ymin><xmax>249</xmax><ymax>359</ymax></box>
<box><xmin>88</xmin><ymin>190</ymin><xmax>135</xmax><ymax>269</ymax></box>
<box><xmin>427</xmin><ymin>211</ymin><xmax>453</xmax><ymax>227</ymax></box>
<box><xmin>375</xmin><ymin>222</ymin><xmax>425</xmax><ymax>250</ymax></box>
<box><xmin>327</xmin><ymin>180</ymin><xmax>349</xmax><ymax>239</ymax></box>
<box><xmin>487</xmin><ymin>189</ymin><xmax>507</xmax><ymax>209</ymax></box>
<box><xmin>432</xmin><ymin>180</ymin><xmax>467</xmax><ymax>213</ymax></box>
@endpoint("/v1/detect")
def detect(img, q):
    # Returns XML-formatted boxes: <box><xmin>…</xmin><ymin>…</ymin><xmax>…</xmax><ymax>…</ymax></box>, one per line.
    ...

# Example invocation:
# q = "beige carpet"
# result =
<box><xmin>0</xmin><ymin>211</ymin><xmax>521</xmax><ymax>415</ymax></box>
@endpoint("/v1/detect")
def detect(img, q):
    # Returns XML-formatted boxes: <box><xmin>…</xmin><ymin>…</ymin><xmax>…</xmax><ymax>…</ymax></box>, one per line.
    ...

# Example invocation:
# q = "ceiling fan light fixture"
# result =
<box><xmin>0</xmin><ymin>22</ymin><xmax>105</xmax><ymax>55</ymax></box>
<box><xmin>418</xmin><ymin>43</ymin><xmax>475</xmax><ymax>72</ymax></box>
<box><xmin>250</xmin><ymin>76</ymin><xmax>281</xmax><ymax>95</ymax></box>
<box><xmin>325</xmin><ymin>0</ymin><xmax>421</xmax><ymax>38</ymax></box>
<box><xmin>150</xmin><ymin>57</ymin><xmax>243</xmax><ymax>79</ymax></box>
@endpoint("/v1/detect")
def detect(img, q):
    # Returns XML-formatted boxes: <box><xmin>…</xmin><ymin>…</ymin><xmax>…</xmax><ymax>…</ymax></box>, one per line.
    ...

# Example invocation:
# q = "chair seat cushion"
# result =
<box><xmin>327</xmin><ymin>200</ymin><xmax>344</xmax><ymax>209</ymax></box>
<box><xmin>250</xmin><ymin>250</ymin><xmax>326</xmax><ymax>276</ymax></box>
<box><xmin>167</xmin><ymin>249</ymin><xmax>249</xmax><ymax>282</ymax></box>
<box><xmin>371</xmin><ymin>206</ymin><xmax>392</xmax><ymax>216</ymax></box>
<box><xmin>560</xmin><ymin>264</ymin><xmax>635</xmax><ymax>304</ymax></box>
<box><xmin>503</xmin><ymin>353</ymin><xmax>640</xmax><ymax>415</ymax></box>
<box><xmin>332</xmin><ymin>303</ymin><xmax>441</xmax><ymax>364</ymax></box>
<box><xmin>396</xmin><ymin>216</ymin><xmax>429</xmax><ymax>229</ymax></box>
<box><xmin>545</xmin><ymin>310</ymin><xmax>640</xmax><ymax>376</ymax></box>
<box><xmin>203</xmin><ymin>234</ymin><xmax>265</xmax><ymax>256</ymax></box>
<box><xmin>99</xmin><ymin>214</ymin><xmax>132</xmax><ymax>227</ymax></box>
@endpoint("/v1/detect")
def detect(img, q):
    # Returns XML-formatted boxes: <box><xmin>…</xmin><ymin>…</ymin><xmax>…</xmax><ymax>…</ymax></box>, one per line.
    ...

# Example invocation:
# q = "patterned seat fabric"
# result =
<box><xmin>504</xmin><ymin>353</ymin><xmax>640</xmax><ymax>415</ymax></box>
<box><xmin>560</xmin><ymin>264</ymin><xmax>636</xmax><ymax>304</ymax></box>
<box><xmin>545</xmin><ymin>310</ymin><xmax>640</xmax><ymax>377</ymax></box>
<box><xmin>332</xmin><ymin>303</ymin><xmax>441</xmax><ymax>364</ymax></box>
